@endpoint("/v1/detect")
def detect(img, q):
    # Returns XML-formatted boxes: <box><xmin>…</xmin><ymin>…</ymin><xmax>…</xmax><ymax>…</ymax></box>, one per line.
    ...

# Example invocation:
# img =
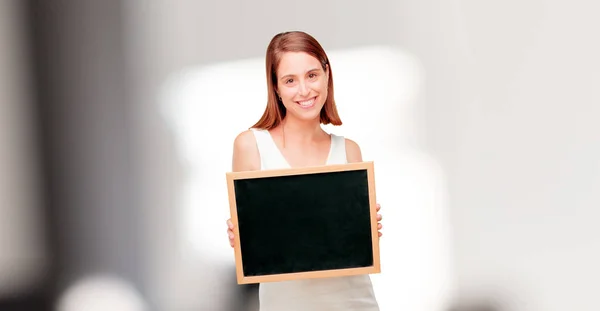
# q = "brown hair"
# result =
<box><xmin>252</xmin><ymin>31</ymin><xmax>342</xmax><ymax>129</ymax></box>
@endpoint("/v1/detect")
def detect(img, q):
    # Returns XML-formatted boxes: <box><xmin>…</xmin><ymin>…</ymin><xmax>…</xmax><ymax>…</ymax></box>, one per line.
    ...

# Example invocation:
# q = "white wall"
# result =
<box><xmin>124</xmin><ymin>1</ymin><xmax>600</xmax><ymax>310</ymax></box>
<box><xmin>439</xmin><ymin>1</ymin><xmax>600</xmax><ymax>310</ymax></box>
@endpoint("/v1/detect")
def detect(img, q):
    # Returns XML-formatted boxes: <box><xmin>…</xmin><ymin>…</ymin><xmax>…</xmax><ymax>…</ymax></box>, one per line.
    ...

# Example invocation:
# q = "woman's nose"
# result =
<box><xmin>298</xmin><ymin>81</ymin><xmax>309</xmax><ymax>96</ymax></box>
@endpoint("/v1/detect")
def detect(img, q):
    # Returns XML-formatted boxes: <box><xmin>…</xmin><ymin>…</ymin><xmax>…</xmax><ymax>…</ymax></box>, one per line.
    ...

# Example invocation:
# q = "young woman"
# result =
<box><xmin>226</xmin><ymin>31</ymin><xmax>383</xmax><ymax>311</ymax></box>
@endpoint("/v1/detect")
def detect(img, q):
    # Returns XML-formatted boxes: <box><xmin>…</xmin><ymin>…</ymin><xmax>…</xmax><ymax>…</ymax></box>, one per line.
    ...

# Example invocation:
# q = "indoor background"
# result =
<box><xmin>1</xmin><ymin>0</ymin><xmax>598</xmax><ymax>310</ymax></box>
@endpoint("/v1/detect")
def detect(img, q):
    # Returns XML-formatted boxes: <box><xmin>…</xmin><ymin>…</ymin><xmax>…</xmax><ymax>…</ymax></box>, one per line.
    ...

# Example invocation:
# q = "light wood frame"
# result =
<box><xmin>226</xmin><ymin>161</ymin><xmax>380</xmax><ymax>284</ymax></box>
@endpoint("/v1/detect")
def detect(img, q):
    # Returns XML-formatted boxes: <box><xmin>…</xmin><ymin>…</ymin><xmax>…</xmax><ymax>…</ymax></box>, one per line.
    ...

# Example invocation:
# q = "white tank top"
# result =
<box><xmin>250</xmin><ymin>128</ymin><xmax>380</xmax><ymax>311</ymax></box>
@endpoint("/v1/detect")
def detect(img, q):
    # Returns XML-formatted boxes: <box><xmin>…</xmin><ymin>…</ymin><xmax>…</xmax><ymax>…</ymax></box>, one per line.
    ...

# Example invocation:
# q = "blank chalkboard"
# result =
<box><xmin>226</xmin><ymin>161</ymin><xmax>380</xmax><ymax>284</ymax></box>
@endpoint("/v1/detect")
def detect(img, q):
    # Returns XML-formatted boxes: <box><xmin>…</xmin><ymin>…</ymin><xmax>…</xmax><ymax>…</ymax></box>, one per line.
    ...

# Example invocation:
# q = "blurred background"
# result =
<box><xmin>1</xmin><ymin>0</ymin><xmax>599</xmax><ymax>310</ymax></box>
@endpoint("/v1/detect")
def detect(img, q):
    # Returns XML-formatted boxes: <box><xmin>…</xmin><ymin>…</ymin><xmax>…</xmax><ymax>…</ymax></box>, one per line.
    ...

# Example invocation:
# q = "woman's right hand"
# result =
<box><xmin>226</xmin><ymin>219</ymin><xmax>235</xmax><ymax>247</ymax></box>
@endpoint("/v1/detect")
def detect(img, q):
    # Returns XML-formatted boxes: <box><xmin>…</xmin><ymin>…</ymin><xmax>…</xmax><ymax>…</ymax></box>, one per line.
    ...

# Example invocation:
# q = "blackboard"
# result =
<box><xmin>226</xmin><ymin>161</ymin><xmax>380</xmax><ymax>284</ymax></box>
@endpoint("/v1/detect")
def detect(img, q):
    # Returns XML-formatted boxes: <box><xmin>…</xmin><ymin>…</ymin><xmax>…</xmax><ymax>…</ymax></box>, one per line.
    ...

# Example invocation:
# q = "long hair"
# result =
<box><xmin>252</xmin><ymin>31</ymin><xmax>342</xmax><ymax>129</ymax></box>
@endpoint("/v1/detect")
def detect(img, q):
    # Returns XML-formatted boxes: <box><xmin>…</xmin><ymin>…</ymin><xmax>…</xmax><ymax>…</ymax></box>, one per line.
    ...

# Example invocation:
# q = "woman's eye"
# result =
<box><xmin>309</xmin><ymin>73</ymin><xmax>317</xmax><ymax>79</ymax></box>
<box><xmin>286</xmin><ymin>79</ymin><xmax>294</xmax><ymax>84</ymax></box>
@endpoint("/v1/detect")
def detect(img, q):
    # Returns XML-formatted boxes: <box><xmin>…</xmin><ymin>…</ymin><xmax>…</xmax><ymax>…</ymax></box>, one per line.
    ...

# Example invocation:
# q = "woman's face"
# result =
<box><xmin>276</xmin><ymin>52</ymin><xmax>329</xmax><ymax>122</ymax></box>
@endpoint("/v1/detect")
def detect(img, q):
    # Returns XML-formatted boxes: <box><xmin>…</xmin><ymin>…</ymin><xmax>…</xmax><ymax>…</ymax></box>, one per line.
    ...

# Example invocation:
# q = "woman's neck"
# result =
<box><xmin>279</xmin><ymin>116</ymin><xmax>325</xmax><ymax>147</ymax></box>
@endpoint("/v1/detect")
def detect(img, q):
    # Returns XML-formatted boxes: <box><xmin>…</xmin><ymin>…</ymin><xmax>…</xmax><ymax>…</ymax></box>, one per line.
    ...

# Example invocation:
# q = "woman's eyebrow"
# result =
<box><xmin>280</xmin><ymin>68</ymin><xmax>321</xmax><ymax>80</ymax></box>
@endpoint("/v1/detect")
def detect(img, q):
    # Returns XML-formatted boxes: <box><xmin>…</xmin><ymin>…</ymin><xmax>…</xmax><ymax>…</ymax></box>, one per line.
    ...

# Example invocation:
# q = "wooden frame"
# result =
<box><xmin>226</xmin><ymin>161</ymin><xmax>380</xmax><ymax>284</ymax></box>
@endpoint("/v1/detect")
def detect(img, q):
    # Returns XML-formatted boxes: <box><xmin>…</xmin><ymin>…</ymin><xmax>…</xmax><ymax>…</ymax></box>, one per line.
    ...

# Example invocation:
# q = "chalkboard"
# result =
<box><xmin>226</xmin><ymin>161</ymin><xmax>380</xmax><ymax>284</ymax></box>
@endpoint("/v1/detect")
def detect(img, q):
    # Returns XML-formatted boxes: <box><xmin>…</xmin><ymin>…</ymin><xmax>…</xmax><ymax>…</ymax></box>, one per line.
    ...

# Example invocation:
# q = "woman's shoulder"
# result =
<box><xmin>233</xmin><ymin>129</ymin><xmax>258</xmax><ymax>151</ymax></box>
<box><xmin>232</xmin><ymin>129</ymin><xmax>261</xmax><ymax>171</ymax></box>
<box><xmin>328</xmin><ymin>131</ymin><xmax>362</xmax><ymax>159</ymax></box>
<box><xmin>342</xmin><ymin>136</ymin><xmax>363</xmax><ymax>163</ymax></box>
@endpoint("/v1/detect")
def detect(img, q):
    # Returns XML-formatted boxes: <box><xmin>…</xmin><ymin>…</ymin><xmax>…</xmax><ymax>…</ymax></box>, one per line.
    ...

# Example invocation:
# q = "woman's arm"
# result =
<box><xmin>345</xmin><ymin>138</ymin><xmax>383</xmax><ymax>238</ymax></box>
<box><xmin>232</xmin><ymin>130</ymin><xmax>261</xmax><ymax>172</ymax></box>
<box><xmin>228</xmin><ymin>130</ymin><xmax>261</xmax><ymax>247</ymax></box>
<box><xmin>345</xmin><ymin>138</ymin><xmax>363</xmax><ymax>163</ymax></box>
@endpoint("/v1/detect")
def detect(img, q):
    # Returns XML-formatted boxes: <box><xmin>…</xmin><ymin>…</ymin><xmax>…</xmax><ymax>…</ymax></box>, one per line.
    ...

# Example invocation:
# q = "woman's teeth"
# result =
<box><xmin>297</xmin><ymin>98</ymin><xmax>315</xmax><ymax>107</ymax></box>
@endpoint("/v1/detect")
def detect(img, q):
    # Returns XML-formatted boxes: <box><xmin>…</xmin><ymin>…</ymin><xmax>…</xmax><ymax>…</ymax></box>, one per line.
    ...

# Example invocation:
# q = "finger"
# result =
<box><xmin>376</xmin><ymin>203</ymin><xmax>381</xmax><ymax>211</ymax></box>
<box><xmin>227</xmin><ymin>230</ymin><xmax>235</xmax><ymax>247</ymax></box>
<box><xmin>378</xmin><ymin>223</ymin><xmax>382</xmax><ymax>230</ymax></box>
<box><xmin>227</xmin><ymin>219</ymin><xmax>233</xmax><ymax>229</ymax></box>
<box><xmin>377</xmin><ymin>213</ymin><xmax>382</xmax><ymax>221</ymax></box>
<box><xmin>378</xmin><ymin>232</ymin><xmax>382</xmax><ymax>237</ymax></box>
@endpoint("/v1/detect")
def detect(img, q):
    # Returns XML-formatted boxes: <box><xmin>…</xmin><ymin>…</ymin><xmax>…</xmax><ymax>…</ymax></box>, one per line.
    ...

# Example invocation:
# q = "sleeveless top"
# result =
<box><xmin>250</xmin><ymin>128</ymin><xmax>380</xmax><ymax>311</ymax></box>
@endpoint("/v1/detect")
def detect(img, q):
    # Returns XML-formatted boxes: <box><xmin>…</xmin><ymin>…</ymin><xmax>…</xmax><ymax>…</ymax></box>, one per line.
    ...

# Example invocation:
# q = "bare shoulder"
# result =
<box><xmin>344</xmin><ymin>138</ymin><xmax>363</xmax><ymax>163</ymax></box>
<box><xmin>232</xmin><ymin>129</ymin><xmax>260</xmax><ymax>171</ymax></box>
<box><xmin>233</xmin><ymin>129</ymin><xmax>257</xmax><ymax>150</ymax></box>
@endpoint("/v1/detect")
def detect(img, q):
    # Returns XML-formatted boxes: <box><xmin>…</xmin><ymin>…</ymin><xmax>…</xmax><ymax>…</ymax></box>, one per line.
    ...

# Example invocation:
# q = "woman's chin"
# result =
<box><xmin>288</xmin><ymin>109</ymin><xmax>322</xmax><ymax>122</ymax></box>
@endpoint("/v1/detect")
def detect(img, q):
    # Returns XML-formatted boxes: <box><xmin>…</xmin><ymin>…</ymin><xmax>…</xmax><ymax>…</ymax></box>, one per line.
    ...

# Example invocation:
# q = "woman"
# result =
<box><xmin>226</xmin><ymin>31</ymin><xmax>383</xmax><ymax>311</ymax></box>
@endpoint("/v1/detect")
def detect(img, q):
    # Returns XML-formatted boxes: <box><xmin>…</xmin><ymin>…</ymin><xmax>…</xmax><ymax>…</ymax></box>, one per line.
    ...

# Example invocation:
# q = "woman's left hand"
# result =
<box><xmin>377</xmin><ymin>203</ymin><xmax>383</xmax><ymax>238</ymax></box>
